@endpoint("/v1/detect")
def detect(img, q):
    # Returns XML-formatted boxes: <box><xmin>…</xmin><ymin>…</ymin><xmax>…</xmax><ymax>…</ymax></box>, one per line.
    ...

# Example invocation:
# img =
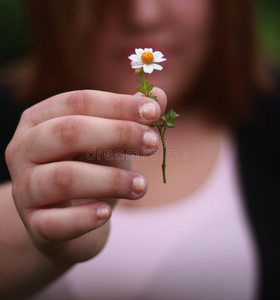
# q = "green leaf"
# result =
<box><xmin>161</xmin><ymin>115</ymin><xmax>167</xmax><ymax>121</ymax></box>
<box><xmin>161</xmin><ymin>109</ymin><xmax>180</xmax><ymax>122</ymax></box>
<box><xmin>150</xmin><ymin>96</ymin><xmax>157</xmax><ymax>101</ymax></box>
<box><xmin>147</xmin><ymin>84</ymin><xmax>154</xmax><ymax>93</ymax></box>
<box><xmin>167</xmin><ymin>121</ymin><xmax>175</xmax><ymax>127</ymax></box>
<box><xmin>137</xmin><ymin>87</ymin><xmax>145</xmax><ymax>94</ymax></box>
<box><xmin>167</xmin><ymin>109</ymin><xmax>180</xmax><ymax>120</ymax></box>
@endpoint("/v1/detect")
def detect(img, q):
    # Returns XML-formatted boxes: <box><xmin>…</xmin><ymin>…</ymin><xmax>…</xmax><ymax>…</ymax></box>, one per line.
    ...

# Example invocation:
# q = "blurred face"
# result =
<box><xmin>69</xmin><ymin>0</ymin><xmax>213</xmax><ymax>107</ymax></box>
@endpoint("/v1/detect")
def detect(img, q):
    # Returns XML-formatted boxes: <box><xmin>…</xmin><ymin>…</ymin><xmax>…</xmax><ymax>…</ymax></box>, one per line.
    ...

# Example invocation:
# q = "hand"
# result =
<box><xmin>5</xmin><ymin>88</ymin><xmax>167</xmax><ymax>264</ymax></box>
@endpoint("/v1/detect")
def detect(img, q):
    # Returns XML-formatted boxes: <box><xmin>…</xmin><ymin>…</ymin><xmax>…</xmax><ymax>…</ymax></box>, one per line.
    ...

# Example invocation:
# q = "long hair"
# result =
<box><xmin>26</xmin><ymin>0</ymin><xmax>95</xmax><ymax>98</ymax></box>
<box><xmin>26</xmin><ymin>0</ymin><xmax>271</xmax><ymax>125</ymax></box>
<box><xmin>187</xmin><ymin>0</ymin><xmax>271</xmax><ymax>126</ymax></box>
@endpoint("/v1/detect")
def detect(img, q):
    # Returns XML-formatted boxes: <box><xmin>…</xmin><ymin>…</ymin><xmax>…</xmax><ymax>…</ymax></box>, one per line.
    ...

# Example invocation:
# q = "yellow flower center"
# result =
<box><xmin>141</xmin><ymin>52</ymin><xmax>154</xmax><ymax>64</ymax></box>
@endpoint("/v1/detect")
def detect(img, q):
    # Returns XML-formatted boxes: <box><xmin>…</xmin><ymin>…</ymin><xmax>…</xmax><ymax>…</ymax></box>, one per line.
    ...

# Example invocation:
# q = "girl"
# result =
<box><xmin>1</xmin><ymin>1</ymin><xmax>279</xmax><ymax>299</ymax></box>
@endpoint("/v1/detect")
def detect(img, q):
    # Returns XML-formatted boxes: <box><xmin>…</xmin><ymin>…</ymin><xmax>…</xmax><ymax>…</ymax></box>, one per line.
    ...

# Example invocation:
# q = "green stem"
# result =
<box><xmin>141</xmin><ymin>71</ymin><xmax>167</xmax><ymax>183</ymax></box>
<box><xmin>157</xmin><ymin>124</ymin><xmax>167</xmax><ymax>183</ymax></box>
<box><xmin>144</xmin><ymin>73</ymin><xmax>149</xmax><ymax>97</ymax></box>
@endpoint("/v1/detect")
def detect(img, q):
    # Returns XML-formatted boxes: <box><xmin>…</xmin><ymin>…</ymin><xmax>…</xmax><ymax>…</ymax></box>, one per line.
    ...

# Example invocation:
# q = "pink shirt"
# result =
<box><xmin>31</xmin><ymin>137</ymin><xmax>259</xmax><ymax>300</ymax></box>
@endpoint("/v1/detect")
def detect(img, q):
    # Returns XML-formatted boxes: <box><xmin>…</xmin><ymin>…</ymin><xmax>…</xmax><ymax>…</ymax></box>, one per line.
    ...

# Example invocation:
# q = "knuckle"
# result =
<box><xmin>57</xmin><ymin>117</ymin><xmax>81</xmax><ymax>144</ymax></box>
<box><xmin>115</xmin><ymin>121</ymin><xmax>132</xmax><ymax>146</ymax></box>
<box><xmin>5</xmin><ymin>141</ymin><xmax>16</xmax><ymax>166</ymax></box>
<box><xmin>110</xmin><ymin>169</ymin><xmax>124</xmax><ymax>194</ymax></box>
<box><xmin>37</xmin><ymin>216</ymin><xmax>56</xmax><ymax>242</ymax></box>
<box><xmin>68</xmin><ymin>90</ymin><xmax>90</xmax><ymax>114</ymax></box>
<box><xmin>9</xmin><ymin>163</ymin><xmax>31</xmax><ymax>203</ymax></box>
<box><xmin>20</xmin><ymin>108</ymin><xmax>31</xmax><ymax>124</ymax></box>
<box><xmin>112</xmin><ymin>97</ymin><xmax>126</xmax><ymax>119</ymax></box>
<box><xmin>11</xmin><ymin>178</ymin><xmax>30</xmax><ymax>212</ymax></box>
<box><xmin>11</xmin><ymin>184</ymin><xmax>21</xmax><ymax>202</ymax></box>
<box><xmin>21</xmin><ymin>107</ymin><xmax>38</xmax><ymax>127</ymax></box>
<box><xmin>52</xmin><ymin>165</ymin><xmax>74</xmax><ymax>190</ymax></box>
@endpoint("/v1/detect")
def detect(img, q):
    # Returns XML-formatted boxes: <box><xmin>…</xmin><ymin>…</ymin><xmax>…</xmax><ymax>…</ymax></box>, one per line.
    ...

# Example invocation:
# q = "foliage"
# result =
<box><xmin>0</xmin><ymin>0</ymin><xmax>30</xmax><ymax>65</ymax></box>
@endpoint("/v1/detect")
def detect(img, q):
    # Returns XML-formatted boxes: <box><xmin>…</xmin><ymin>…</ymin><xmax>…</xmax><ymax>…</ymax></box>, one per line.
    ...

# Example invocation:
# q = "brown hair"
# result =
<box><xmin>187</xmin><ymin>0</ymin><xmax>272</xmax><ymax>126</ymax></box>
<box><xmin>25</xmin><ymin>0</ymin><xmax>96</xmax><ymax>100</ymax></box>
<box><xmin>25</xmin><ymin>0</ymin><xmax>271</xmax><ymax>125</ymax></box>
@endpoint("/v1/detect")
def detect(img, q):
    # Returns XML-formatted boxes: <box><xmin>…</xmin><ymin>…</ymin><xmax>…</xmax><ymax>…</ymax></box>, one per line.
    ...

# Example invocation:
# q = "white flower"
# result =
<box><xmin>128</xmin><ymin>48</ymin><xmax>166</xmax><ymax>74</ymax></box>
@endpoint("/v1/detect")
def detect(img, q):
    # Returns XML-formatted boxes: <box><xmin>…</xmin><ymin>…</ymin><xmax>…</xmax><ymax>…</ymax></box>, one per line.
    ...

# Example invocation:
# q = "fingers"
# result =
<box><xmin>26</xmin><ymin>161</ymin><xmax>147</xmax><ymax>207</ymax></box>
<box><xmin>20</xmin><ymin>89</ymin><xmax>167</xmax><ymax>129</ymax></box>
<box><xmin>5</xmin><ymin>88</ymin><xmax>167</xmax><ymax>262</ymax></box>
<box><xmin>135</xmin><ymin>87</ymin><xmax>167</xmax><ymax>114</ymax></box>
<box><xmin>25</xmin><ymin>116</ymin><xmax>159</xmax><ymax>163</ymax></box>
<box><xmin>29</xmin><ymin>201</ymin><xmax>112</xmax><ymax>243</ymax></box>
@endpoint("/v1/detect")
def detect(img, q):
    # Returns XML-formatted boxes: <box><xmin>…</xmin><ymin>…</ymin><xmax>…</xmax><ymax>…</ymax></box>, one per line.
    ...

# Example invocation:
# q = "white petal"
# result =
<box><xmin>134</xmin><ymin>58</ymin><xmax>143</xmax><ymax>64</ymax></box>
<box><xmin>152</xmin><ymin>63</ymin><xmax>163</xmax><ymax>71</ymax></box>
<box><xmin>144</xmin><ymin>48</ymin><xmax>153</xmax><ymax>53</ymax></box>
<box><xmin>128</xmin><ymin>54</ymin><xmax>139</xmax><ymax>61</ymax></box>
<box><xmin>135</xmin><ymin>48</ymin><xmax>144</xmax><ymax>56</ymax></box>
<box><xmin>153</xmin><ymin>51</ymin><xmax>164</xmax><ymax>59</ymax></box>
<box><xmin>130</xmin><ymin>59</ymin><xmax>143</xmax><ymax>67</ymax></box>
<box><xmin>154</xmin><ymin>57</ymin><xmax>166</xmax><ymax>63</ymax></box>
<box><xmin>131</xmin><ymin>60</ymin><xmax>143</xmax><ymax>66</ymax></box>
<box><xmin>131</xmin><ymin>62</ymin><xmax>143</xmax><ymax>69</ymax></box>
<box><xmin>143</xmin><ymin>64</ymin><xmax>154</xmax><ymax>74</ymax></box>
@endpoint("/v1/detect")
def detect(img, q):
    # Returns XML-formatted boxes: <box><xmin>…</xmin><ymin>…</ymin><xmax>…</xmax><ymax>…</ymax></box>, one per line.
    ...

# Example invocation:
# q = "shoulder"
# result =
<box><xmin>234</xmin><ymin>70</ymin><xmax>280</xmax><ymax>213</ymax></box>
<box><xmin>234</xmin><ymin>69</ymin><xmax>280</xmax><ymax>299</ymax></box>
<box><xmin>236</xmin><ymin>68</ymin><xmax>280</xmax><ymax>172</ymax></box>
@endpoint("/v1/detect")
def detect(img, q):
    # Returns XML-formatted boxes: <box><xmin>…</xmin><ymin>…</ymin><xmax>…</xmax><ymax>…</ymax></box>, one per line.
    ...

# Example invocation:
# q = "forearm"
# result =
<box><xmin>0</xmin><ymin>182</ymin><xmax>70</xmax><ymax>299</ymax></box>
<box><xmin>0</xmin><ymin>181</ymin><xmax>111</xmax><ymax>299</ymax></box>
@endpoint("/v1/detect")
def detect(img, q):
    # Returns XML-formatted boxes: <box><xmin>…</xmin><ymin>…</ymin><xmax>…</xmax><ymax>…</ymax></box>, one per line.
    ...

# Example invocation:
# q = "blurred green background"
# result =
<box><xmin>0</xmin><ymin>0</ymin><xmax>30</xmax><ymax>66</ymax></box>
<box><xmin>0</xmin><ymin>0</ymin><xmax>279</xmax><ymax>66</ymax></box>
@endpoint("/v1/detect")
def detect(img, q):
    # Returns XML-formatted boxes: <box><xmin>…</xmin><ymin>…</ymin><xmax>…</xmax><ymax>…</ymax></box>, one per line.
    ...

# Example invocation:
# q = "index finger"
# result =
<box><xmin>21</xmin><ymin>89</ymin><xmax>167</xmax><ymax>128</ymax></box>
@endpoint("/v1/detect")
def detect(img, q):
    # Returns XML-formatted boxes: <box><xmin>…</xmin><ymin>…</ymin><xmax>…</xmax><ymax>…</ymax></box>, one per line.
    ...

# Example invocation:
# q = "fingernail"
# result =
<box><xmin>139</xmin><ymin>103</ymin><xmax>156</xmax><ymax>120</ymax></box>
<box><xmin>97</xmin><ymin>205</ymin><xmax>111</xmax><ymax>220</ymax></box>
<box><xmin>132</xmin><ymin>175</ymin><xmax>146</xmax><ymax>194</ymax></box>
<box><xmin>143</xmin><ymin>131</ymin><xmax>158</xmax><ymax>148</ymax></box>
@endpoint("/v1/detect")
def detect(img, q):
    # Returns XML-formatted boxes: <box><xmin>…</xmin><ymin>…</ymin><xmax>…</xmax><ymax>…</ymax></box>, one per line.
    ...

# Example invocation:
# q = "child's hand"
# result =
<box><xmin>5</xmin><ymin>88</ymin><xmax>166</xmax><ymax>264</ymax></box>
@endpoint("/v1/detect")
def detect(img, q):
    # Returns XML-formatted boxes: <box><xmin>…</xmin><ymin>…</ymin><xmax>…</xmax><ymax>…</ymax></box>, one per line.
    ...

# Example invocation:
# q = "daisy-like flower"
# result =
<box><xmin>128</xmin><ymin>48</ymin><xmax>166</xmax><ymax>74</ymax></box>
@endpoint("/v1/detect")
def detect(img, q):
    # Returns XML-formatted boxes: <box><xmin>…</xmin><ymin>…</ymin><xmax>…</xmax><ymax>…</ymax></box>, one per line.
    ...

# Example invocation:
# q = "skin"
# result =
<box><xmin>89</xmin><ymin>0</ymin><xmax>224</xmax><ymax>207</ymax></box>
<box><xmin>63</xmin><ymin>0</ymin><xmax>213</xmax><ymax>105</ymax></box>
<box><xmin>0</xmin><ymin>0</ymin><xmax>223</xmax><ymax>298</ymax></box>
<box><xmin>1</xmin><ymin>88</ymin><xmax>166</xmax><ymax>299</ymax></box>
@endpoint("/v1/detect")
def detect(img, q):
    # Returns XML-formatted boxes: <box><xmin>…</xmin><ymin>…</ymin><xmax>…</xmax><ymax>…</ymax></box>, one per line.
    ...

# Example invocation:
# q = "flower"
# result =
<box><xmin>134</xmin><ymin>68</ymin><xmax>143</xmax><ymax>77</ymax></box>
<box><xmin>128</xmin><ymin>48</ymin><xmax>166</xmax><ymax>74</ymax></box>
